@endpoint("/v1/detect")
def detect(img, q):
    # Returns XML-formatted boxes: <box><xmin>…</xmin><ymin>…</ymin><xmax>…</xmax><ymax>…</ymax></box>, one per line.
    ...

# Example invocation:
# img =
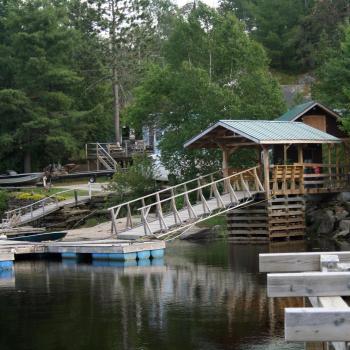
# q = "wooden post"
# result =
<box><xmin>283</xmin><ymin>145</ymin><xmax>288</xmax><ymax>165</ymax></box>
<box><xmin>262</xmin><ymin>146</ymin><xmax>270</xmax><ymax>199</ymax></box>
<box><xmin>327</xmin><ymin>144</ymin><xmax>332</xmax><ymax>186</ymax></box>
<box><xmin>222</xmin><ymin>148</ymin><xmax>229</xmax><ymax>178</ymax></box>
<box><xmin>297</xmin><ymin>144</ymin><xmax>303</xmax><ymax>164</ymax></box>
<box><xmin>336</xmin><ymin>143</ymin><xmax>340</xmax><ymax>187</ymax></box>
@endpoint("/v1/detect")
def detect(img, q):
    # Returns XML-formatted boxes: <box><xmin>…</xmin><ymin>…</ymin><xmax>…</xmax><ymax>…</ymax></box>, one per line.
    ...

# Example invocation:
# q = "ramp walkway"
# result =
<box><xmin>108</xmin><ymin>166</ymin><xmax>264</xmax><ymax>240</ymax></box>
<box><xmin>2</xmin><ymin>189</ymin><xmax>92</xmax><ymax>228</ymax></box>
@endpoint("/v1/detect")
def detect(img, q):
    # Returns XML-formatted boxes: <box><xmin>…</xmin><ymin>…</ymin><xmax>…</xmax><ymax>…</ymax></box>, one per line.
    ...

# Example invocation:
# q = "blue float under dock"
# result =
<box><xmin>0</xmin><ymin>240</ymin><xmax>166</xmax><ymax>265</ymax></box>
<box><xmin>0</xmin><ymin>253</ymin><xmax>15</xmax><ymax>272</ymax></box>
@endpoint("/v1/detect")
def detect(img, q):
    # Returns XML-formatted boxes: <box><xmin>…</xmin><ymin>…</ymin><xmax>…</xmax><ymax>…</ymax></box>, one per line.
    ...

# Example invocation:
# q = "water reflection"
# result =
<box><xmin>0</xmin><ymin>240</ymin><xmax>308</xmax><ymax>350</ymax></box>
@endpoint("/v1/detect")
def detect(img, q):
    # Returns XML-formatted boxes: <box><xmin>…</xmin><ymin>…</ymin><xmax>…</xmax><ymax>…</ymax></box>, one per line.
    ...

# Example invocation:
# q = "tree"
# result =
<box><xmin>108</xmin><ymin>153</ymin><xmax>158</xmax><ymax>200</ymax></box>
<box><xmin>0</xmin><ymin>0</ymin><xmax>115</xmax><ymax>172</ymax></box>
<box><xmin>312</xmin><ymin>24</ymin><xmax>350</xmax><ymax>133</ymax></box>
<box><xmin>125</xmin><ymin>5</ymin><xmax>286</xmax><ymax>178</ymax></box>
<box><xmin>77</xmin><ymin>0</ymin><xmax>157</xmax><ymax>144</ymax></box>
<box><xmin>126</xmin><ymin>63</ymin><xmax>234</xmax><ymax>178</ymax></box>
<box><xmin>294</xmin><ymin>0</ymin><xmax>350</xmax><ymax>70</ymax></box>
<box><xmin>219</xmin><ymin>0</ymin><xmax>313</xmax><ymax>72</ymax></box>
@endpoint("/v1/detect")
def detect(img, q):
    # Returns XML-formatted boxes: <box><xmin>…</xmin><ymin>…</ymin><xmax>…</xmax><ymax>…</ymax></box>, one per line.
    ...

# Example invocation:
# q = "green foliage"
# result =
<box><xmin>0</xmin><ymin>190</ymin><xmax>9</xmax><ymax>216</ymax></box>
<box><xmin>109</xmin><ymin>154</ymin><xmax>158</xmax><ymax>200</ymax></box>
<box><xmin>126</xmin><ymin>5</ymin><xmax>285</xmax><ymax>179</ymax></box>
<box><xmin>312</xmin><ymin>24</ymin><xmax>350</xmax><ymax>134</ymax></box>
<box><xmin>0</xmin><ymin>0</ymin><xmax>114</xmax><ymax>172</ymax></box>
<box><xmin>14</xmin><ymin>192</ymin><xmax>47</xmax><ymax>201</ymax></box>
<box><xmin>220</xmin><ymin>0</ymin><xmax>350</xmax><ymax>72</ymax></box>
<box><xmin>196</xmin><ymin>215</ymin><xmax>226</xmax><ymax>228</ymax></box>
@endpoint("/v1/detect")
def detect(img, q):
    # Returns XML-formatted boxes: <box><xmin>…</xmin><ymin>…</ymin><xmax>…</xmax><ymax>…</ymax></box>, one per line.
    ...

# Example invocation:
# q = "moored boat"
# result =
<box><xmin>7</xmin><ymin>231</ymin><xmax>67</xmax><ymax>242</ymax></box>
<box><xmin>0</xmin><ymin>171</ymin><xmax>44</xmax><ymax>186</ymax></box>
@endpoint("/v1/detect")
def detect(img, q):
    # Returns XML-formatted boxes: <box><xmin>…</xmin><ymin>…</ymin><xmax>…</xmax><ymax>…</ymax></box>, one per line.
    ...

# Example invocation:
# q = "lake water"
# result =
<box><xmin>1</xmin><ymin>238</ymin><xmax>348</xmax><ymax>350</ymax></box>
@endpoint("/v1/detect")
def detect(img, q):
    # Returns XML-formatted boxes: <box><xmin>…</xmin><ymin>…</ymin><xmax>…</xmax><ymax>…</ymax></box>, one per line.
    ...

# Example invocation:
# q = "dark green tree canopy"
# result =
<box><xmin>126</xmin><ymin>5</ymin><xmax>286</xmax><ymax>178</ymax></box>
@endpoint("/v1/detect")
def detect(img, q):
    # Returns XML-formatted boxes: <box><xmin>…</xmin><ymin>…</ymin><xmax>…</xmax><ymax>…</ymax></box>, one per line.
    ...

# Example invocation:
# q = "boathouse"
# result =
<box><xmin>184</xmin><ymin>102</ymin><xmax>350</xmax><ymax>241</ymax></box>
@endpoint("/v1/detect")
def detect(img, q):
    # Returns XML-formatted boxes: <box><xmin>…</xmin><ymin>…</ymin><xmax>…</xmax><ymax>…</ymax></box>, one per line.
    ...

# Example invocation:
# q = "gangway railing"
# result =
<box><xmin>2</xmin><ymin>188</ymin><xmax>91</xmax><ymax>228</ymax></box>
<box><xmin>108</xmin><ymin>166</ymin><xmax>264</xmax><ymax>237</ymax></box>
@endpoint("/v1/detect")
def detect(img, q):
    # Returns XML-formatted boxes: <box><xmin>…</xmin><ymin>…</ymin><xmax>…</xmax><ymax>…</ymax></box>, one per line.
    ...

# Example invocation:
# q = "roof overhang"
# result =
<box><xmin>184</xmin><ymin>120</ymin><xmax>341</xmax><ymax>150</ymax></box>
<box><xmin>288</xmin><ymin>101</ymin><xmax>341</xmax><ymax>122</ymax></box>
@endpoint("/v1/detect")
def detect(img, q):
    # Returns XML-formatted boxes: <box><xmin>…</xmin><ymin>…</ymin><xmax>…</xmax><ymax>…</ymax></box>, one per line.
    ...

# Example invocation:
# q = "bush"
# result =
<box><xmin>15</xmin><ymin>192</ymin><xmax>46</xmax><ymax>201</ymax></box>
<box><xmin>108</xmin><ymin>154</ymin><xmax>158</xmax><ymax>201</ymax></box>
<box><xmin>0</xmin><ymin>190</ymin><xmax>9</xmax><ymax>215</ymax></box>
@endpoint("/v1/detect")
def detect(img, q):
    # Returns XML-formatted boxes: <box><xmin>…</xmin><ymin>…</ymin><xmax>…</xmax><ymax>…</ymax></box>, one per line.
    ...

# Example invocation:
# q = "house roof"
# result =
<box><xmin>184</xmin><ymin>120</ymin><xmax>341</xmax><ymax>148</ymax></box>
<box><xmin>276</xmin><ymin>100</ymin><xmax>341</xmax><ymax>121</ymax></box>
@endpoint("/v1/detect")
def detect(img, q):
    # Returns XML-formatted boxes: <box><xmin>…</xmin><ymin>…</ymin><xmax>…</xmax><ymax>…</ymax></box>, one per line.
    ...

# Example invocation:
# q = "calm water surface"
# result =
<box><xmin>1</xmin><ymin>238</ymin><xmax>348</xmax><ymax>350</ymax></box>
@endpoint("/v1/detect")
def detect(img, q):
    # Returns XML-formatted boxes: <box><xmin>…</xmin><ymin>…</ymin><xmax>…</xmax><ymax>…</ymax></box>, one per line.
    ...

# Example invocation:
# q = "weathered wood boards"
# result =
<box><xmin>47</xmin><ymin>241</ymin><xmax>165</xmax><ymax>254</ymax></box>
<box><xmin>285</xmin><ymin>308</ymin><xmax>350</xmax><ymax>342</ymax></box>
<box><xmin>267</xmin><ymin>272</ymin><xmax>350</xmax><ymax>297</ymax></box>
<box><xmin>260</xmin><ymin>251</ymin><xmax>350</xmax><ymax>348</ymax></box>
<box><xmin>259</xmin><ymin>252</ymin><xmax>350</xmax><ymax>272</ymax></box>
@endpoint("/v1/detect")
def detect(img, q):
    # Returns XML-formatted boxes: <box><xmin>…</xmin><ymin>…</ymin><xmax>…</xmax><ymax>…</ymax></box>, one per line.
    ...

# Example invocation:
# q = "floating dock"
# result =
<box><xmin>0</xmin><ymin>239</ymin><xmax>165</xmax><ymax>264</ymax></box>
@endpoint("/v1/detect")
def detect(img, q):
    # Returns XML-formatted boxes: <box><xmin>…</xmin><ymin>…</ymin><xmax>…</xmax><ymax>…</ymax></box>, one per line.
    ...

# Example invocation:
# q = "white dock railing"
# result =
<box><xmin>108</xmin><ymin>166</ymin><xmax>264</xmax><ymax>237</ymax></box>
<box><xmin>2</xmin><ymin>188</ymin><xmax>92</xmax><ymax>228</ymax></box>
<box><xmin>260</xmin><ymin>251</ymin><xmax>350</xmax><ymax>348</ymax></box>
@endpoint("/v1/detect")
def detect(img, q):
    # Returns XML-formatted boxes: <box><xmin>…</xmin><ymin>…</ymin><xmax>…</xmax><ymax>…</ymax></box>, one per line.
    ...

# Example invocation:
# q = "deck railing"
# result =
<box><xmin>270</xmin><ymin>163</ymin><xmax>350</xmax><ymax>195</ymax></box>
<box><xmin>108</xmin><ymin>166</ymin><xmax>264</xmax><ymax>236</ymax></box>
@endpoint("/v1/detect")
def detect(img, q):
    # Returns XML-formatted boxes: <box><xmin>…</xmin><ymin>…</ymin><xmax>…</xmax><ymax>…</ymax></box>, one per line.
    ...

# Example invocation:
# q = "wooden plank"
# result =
<box><xmin>267</xmin><ymin>272</ymin><xmax>350</xmax><ymax>297</ymax></box>
<box><xmin>227</xmin><ymin>216</ymin><xmax>267</xmax><ymax>221</ymax></box>
<box><xmin>269</xmin><ymin>196</ymin><xmax>305</xmax><ymax>203</ymax></box>
<box><xmin>0</xmin><ymin>252</ymin><xmax>15</xmax><ymax>261</ymax></box>
<box><xmin>260</xmin><ymin>252</ymin><xmax>350</xmax><ymax>272</ymax></box>
<box><xmin>268</xmin><ymin>210</ymin><xmax>305</xmax><ymax>217</ymax></box>
<box><xmin>228</xmin><ymin>230</ymin><xmax>268</xmax><ymax>235</ymax></box>
<box><xmin>285</xmin><ymin>308</ymin><xmax>350</xmax><ymax>342</ymax></box>
<box><xmin>228</xmin><ymin>223</ymin><xmax>268</xmax><ymax>228</ymax></box>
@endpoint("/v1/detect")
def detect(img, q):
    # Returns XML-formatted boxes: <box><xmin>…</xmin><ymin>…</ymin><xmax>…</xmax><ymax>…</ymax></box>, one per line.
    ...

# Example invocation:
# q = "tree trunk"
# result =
<box><xmin>24</xmin><ymin>151</ymin><xmax>31</xmax><ymax>173</ymax></box>
<box><xmin>113</xmin><ymin>67</ymin><xmax>121</xmax><ymax>144</ymax></box>
<box><xmin>110</xmin><ymin>0</ymin><xmax>121</xmax><ymax>144</ymax></box>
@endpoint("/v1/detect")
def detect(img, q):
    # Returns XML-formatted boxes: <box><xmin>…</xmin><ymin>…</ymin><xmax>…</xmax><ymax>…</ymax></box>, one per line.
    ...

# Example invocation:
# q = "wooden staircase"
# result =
<box><xmin>86</xmin><ymin>143</ymin><xmax>118</xmax><ymax>170</ymax></box>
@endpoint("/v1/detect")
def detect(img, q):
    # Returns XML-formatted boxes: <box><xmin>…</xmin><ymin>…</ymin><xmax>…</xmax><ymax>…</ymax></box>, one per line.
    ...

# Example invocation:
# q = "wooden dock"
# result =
<box><xmin>260</xmin><ymin>251</ymin><xmax>350</xmax><ymax>348</ymax></box>
<box><xmin>0</xmin><ymin>239</ymin><xmax>166</xmax><ymax>263</ymax></box>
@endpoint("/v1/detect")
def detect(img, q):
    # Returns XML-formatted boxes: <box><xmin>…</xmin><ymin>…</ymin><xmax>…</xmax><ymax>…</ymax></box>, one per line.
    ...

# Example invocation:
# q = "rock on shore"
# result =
<box><xmin>306</xmin><ymin>198</ymin><xmax>350</xmax><ymax>240</ymax></box>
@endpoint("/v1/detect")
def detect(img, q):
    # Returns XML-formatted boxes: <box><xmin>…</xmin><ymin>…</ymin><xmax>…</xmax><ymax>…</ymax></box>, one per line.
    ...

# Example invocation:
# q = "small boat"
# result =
<box><xmin>0</xmin><ymin>171</ymin><xmax>44</xmax><ymax>186</ymax></box>
<box><xmin>7</xmin><ymin>231</ymin><xmax>67</xmax><ymax>242</ymax></box>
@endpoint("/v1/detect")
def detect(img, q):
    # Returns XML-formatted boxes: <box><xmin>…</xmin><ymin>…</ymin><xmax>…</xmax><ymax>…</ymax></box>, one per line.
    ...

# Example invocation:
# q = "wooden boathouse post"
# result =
<box><xmin>262</xmin><ymin>145</ymin><xmax>270</xmax><ymax>199</ymax></box>
<box><xmin>297</xmin><ymin>144</ymin><xmax>303</xmax><ymax>164</ymax></box>
<box><xmin>222</xmin><ymin>147</ymin><xmax>230</xmax><ymax>178</ymax></box>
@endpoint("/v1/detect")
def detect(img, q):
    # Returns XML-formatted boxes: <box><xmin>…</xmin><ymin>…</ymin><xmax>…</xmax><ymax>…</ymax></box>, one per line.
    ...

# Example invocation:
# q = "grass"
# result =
<box><xmin>52</xmin><ymin>176</ymin><xmax>110</xmax><ymax>186</ymax></box>
<box><xmin>196</xmin><ymin>215</ymin><xmax>226</xmax><ymax>228</ymax></box>
<box><xmin>13</xmin><ymin>187</ymin><xmax>89</xmax><ymax>200</ymax></box>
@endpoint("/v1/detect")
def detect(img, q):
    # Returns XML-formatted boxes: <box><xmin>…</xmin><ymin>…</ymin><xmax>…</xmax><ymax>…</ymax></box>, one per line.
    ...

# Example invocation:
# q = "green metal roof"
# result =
<box><xmin>277</xmin><ymin>101</ymin><xmax>316</xmax><ymax>121</ymax></box>
<box><xmin>184</xmin><ymin>120</ymin><xmax>341</xmax><ymax>147</ymax></box>
<box><xmin>276</xmin><ymin>100</ymin><xmax>341</xmax><ymax>121</ymax></box>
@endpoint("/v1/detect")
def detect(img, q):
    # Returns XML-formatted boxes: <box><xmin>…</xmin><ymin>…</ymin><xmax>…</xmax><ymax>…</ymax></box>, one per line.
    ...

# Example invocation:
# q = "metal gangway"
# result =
<box><xmin>108</xmin><ymin>166</ymin><xmax>265</xmax><ymax>240</ymax></box>
<box><xmin>1</xmin><ymin>186</ymin><xmax>99</xmax><ymax>229</ymax></box>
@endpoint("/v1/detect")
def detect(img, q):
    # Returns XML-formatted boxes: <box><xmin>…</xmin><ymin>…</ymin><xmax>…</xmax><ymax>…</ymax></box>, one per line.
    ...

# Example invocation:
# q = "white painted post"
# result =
<box><xmin>88</xmin><ymin>182</ymin><xmax>92</xmax><ymax>199</ymax></box>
